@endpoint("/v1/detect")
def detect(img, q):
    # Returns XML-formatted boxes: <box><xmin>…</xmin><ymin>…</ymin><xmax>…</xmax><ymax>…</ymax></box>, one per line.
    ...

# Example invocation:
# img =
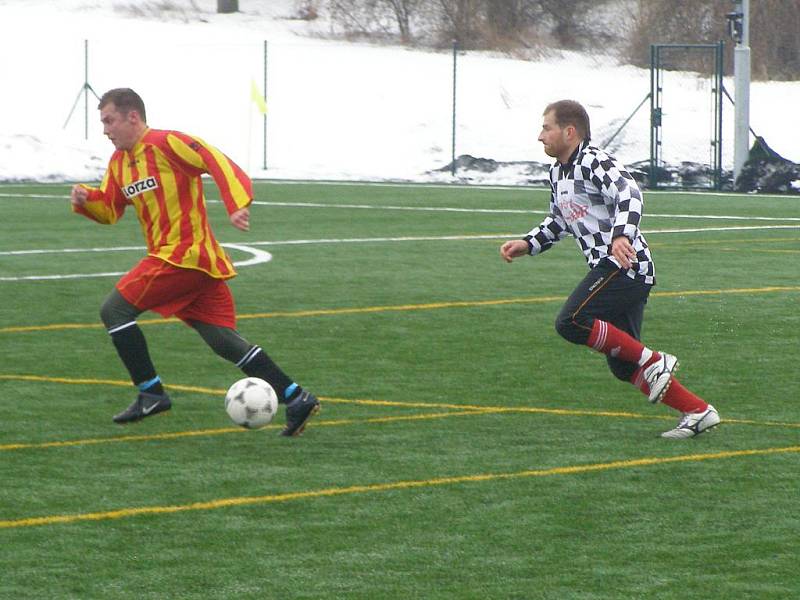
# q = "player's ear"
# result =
<box><xmin>566</xmin><ymin>125</ymin><xmax>576</xmax><ymax>140</ymax></box>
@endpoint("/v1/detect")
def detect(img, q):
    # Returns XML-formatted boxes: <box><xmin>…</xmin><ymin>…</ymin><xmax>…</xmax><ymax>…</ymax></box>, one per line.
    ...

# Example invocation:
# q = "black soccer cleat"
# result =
<box><xmin>113</xmin><ymin>391</ymin><xmax>172</xmax><ymax>424</ymax></box>
<box><xmin>280</xmin><ymin>390</ymin><xmax>320</xmax><ymax>437</ymax></box>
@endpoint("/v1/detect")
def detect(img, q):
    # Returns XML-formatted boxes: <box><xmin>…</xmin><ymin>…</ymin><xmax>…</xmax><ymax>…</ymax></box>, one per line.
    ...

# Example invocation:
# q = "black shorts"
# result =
<box><xmin>555</xmin><ymin>259</ymin><xmax>652</xmax><ymax>381</ymax></box>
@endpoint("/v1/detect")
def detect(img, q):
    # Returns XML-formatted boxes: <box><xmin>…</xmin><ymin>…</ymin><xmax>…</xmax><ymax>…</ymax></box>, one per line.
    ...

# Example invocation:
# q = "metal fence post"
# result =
<box><xmin>217</xmin><ymin>0</ymin><xmax>238</xmax><ymax>13</ymax></box>
<box><xmin>264</xmin><ymin>40</ymin><xmax>269</xmax><ymax>171</ymax></box>
<box><xmin>63</xmin><ymin>39</ymin><xmax>100</xmax><ymax>139</ymax></box>
<box><xmin>451</xmin><ymin>40</ymin><xmax>458</xmax><ymax>177</ymax></box>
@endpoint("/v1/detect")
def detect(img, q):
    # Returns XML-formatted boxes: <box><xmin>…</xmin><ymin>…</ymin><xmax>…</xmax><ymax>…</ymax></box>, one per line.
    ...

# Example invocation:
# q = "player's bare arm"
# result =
<box><xmin>230</xmin><ymin>207</ymin><xmax>250</xmax><ymax>232</ymax></box>
<box><xmin>500</xmin><ymin>239</ymin><xmax>530</xmax><ymax>263</ymax></box>
<box><xmin>611</xmin><ymin>235</ymin><xmax>636</xmax><ymax>269</ymax></box>
<box><xmin>70</xmin><ymin>184</ymin><xmax>88</xmax><ymax>208</ymax></box>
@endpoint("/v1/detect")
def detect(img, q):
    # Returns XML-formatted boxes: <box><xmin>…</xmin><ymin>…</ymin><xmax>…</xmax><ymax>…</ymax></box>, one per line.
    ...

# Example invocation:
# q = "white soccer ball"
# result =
<box><xmin>224</xmin><ymin>377</ymin><xmax>279</xmax><ymax>429</ymax></box>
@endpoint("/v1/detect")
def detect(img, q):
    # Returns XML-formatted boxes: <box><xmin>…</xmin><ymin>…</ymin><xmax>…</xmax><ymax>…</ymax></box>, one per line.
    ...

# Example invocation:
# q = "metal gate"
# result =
<box><xmin>650</xmin><ymin>42</ymin><xmax>724</xmax><ymax>189</ymax></box>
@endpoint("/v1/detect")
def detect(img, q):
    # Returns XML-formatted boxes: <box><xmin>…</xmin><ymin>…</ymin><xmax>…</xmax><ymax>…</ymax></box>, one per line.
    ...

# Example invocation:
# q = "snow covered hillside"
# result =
<box><xmin>0</xmin><ymin>0</ymin><xmax>797</xmax><ymax>185</ymax></box>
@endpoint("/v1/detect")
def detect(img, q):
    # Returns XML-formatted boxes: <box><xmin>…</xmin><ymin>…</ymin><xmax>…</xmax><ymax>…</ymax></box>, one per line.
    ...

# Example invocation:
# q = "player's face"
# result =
<box><xmin>538</xmin><ymin>110</ymin><xmax>577</xmax><ymax>163</ymax></box>
<box><xmin>100</xmin><ymin>103</ymin><xmax>140</xmax><ymax>151</ymax></box>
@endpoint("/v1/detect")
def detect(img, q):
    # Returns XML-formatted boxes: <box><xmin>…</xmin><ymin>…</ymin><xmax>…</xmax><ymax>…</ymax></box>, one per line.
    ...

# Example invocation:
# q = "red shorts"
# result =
<box><xmin>117</xmin><ymin>257</ymin><xmax>237</xmax><ymax>328</ymax></box>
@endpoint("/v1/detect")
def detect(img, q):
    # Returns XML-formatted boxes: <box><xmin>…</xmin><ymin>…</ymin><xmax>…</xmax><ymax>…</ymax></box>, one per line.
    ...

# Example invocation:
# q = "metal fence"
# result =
<box><xmin>2</xmin><ymin>35</ymin><xmax>762</xmax><ymax>183</ymax></box>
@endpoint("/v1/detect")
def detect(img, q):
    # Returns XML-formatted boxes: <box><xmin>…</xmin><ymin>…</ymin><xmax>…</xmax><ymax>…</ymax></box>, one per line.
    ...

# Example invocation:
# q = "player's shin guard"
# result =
<box><xmin>108</xmin><ymin>321</ymin><xmax>163</xmax><ymax>394</ymax></box>
<box><xmin>237</xmin><ymin>345</ymin><xmax>299</xmax><ymax>403</ymax></box>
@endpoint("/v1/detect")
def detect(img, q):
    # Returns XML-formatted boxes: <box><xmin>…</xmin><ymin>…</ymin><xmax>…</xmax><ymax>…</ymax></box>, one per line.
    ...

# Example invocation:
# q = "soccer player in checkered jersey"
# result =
<box><xmin>70</xmin><ymin>88</ymin><xmax>319</xmax><ymax>436</ymax></box>
<box><xmin>500</xmin><ymin>100</ymin><xmax>719</xmax><ymax>438</ymax></box>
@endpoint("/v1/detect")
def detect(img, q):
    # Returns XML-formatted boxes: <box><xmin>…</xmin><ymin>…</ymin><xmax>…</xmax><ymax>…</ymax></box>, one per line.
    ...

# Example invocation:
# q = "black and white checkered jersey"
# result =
<box><xmin>524</xmin><ymin>140</ymin><xmax>655</xmax><ymax>285</ymax></box>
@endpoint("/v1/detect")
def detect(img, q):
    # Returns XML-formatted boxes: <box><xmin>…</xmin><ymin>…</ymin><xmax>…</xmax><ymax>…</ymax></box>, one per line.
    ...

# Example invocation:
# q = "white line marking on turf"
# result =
<box><xmin>646</xmin><ymin>225</ymin><xmax>800</xmax><ymax>233</ymax></box>
<box><xmin>0</xmin><ymin>193</ymin><xmax>72</xmax><ymax>199</ymax></box>
<box><xmin>0</xmin><ymin>271</ymin><xmax>129</xmax><ymax>281</ymax></box>
<box><xmin>223</xmin><ymin>225</ymin><xmax>800</xmax><ymax>249</ymax></box>
<box><xmin>0</xmin><ymin>244</ymin><xmax>271</xmax><ymax>281</ymax></box>
<box><xmin>2</xmin><ymin>234</ymin><xmax>512</xmax><ymax>258</ymax></box>
<box><xmin>0</xmin><ymin>245</ymin><xmax>144</xmax><ymax>256</ymax></box>
<box><xmin>0</xmin><ymin>224</ymin><xmax>797</xmax><ymax>282</ymax></box>
<box><xmin>248</xmin><ymin>200</ymin><xmax>800</xmax><ymax>222</ymax></box>
<box><xmin>251</xmin><ymin>200</ymin><xmax>538</xmax><ymax>214</ymax></box>
<box><xmin>221</xmin><ymin>244</ymin><xmax>272</xmax><ymax>268</ymax></box>
<box><xmin>2</xmin><ymin>193</ymin><xmax>799</xmax><ymax>221</ymax></box>
<box><xmin>651</xmin><ymin>213</ymin><xmax>800</xmax><ymax>222</ymax></box>
<box><xmin>1</xmin><ymin>225</ymin><xmax>797</xmax><ymax>259</ymax></box>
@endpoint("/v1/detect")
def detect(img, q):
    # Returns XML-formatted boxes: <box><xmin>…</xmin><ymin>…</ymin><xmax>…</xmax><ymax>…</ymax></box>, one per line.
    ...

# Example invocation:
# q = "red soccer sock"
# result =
<box><xmin>631</xmin><ymin>366</ymin><xmax>650</xmax><ymax>395</ymax></box>
<box><xmin>660</xmin><ymin>378</ymin><xmax>709</xmax><ymax>413</ymax></box>
<box><xmin>587</xmin><ymin>319</ymin><xmax>651</xmax><ymax>364</ymax></box>
<box><xmin>630</xmin><ymin>369</ymin><xmax>708</xmax><ymax>413</ymax></box>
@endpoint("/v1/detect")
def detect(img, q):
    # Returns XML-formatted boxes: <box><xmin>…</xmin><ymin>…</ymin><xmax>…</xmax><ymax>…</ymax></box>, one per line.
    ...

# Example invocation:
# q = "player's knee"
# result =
<box><xmin>99</xmin><ymin>298</ymin><xmax>117</xmax><ymax>328</ymax></box>
<box><xmin>554</xmin><ymin>313</ymin><xmax>587</xmax><ymax>345</ymax></box>
<box><xmin>100</xmin><ymin>292</ymin><xmax>139</xmax><ymax>329</ymax></box>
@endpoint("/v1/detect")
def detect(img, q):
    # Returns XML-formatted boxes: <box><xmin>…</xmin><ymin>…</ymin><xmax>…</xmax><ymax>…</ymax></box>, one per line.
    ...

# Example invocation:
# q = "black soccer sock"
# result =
<box><xmin>108</xmin><ymin>321</ymin><xmax>164</xmax><ymax>394</ymax></box>
<box><xmin>237</xmin><ymin>345</ymin><xmax>299</xmax><ymax>403</ymax></box>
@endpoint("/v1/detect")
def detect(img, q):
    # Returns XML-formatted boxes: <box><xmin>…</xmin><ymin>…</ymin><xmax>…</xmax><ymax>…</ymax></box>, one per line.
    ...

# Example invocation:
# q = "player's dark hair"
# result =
<box><xmin>98</xmin><ymin>88</ymin><xmax>147</xmax><ymax>123</ymax></box>
<box><xmin>544</xmin><ymin>99</ymin><xmax>591</xmax><ymax>141</ymax></box>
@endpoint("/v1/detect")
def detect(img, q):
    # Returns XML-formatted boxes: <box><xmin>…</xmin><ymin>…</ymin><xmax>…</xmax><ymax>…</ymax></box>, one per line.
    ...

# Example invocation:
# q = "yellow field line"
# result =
<box><xmin>323</xmin><ymin>396</ymin><xmax>661</xmax><ymax>419</ymax></box>
<box><xmin>0</xmin><ymin>375</ymin><xmax>680</xmax><ymax>418</ymax></box>
<box><xmin>2</xmin><ymin>445</ymin><xmax>798</xmax><ymax>530</ymax></box>
<box><xmin>0</xmin><ymin>427</ymin><xmax>245</xmax><ymax>451</ymax></box>
<box><xmin>652</xmin><ymin>237</ymin><xmax>799</xmax><ymax>247</ymax></box>
<box><xmin>0</xmin><ymin>373</ymin><xmax>718</xmax><ymax>424</ymax></box>
<box><xmin>652</xmin><ymin>285</ymin><xmax>800</xmax><ymax>298</ymax></box>
<box><xmin>743</xmin><ymin>249</ymin><xmax>800</xmax><ymax>254</ymax></box>
<box><xmin>2</xmin><ymin>286</ymin><xmax>799</xmax><ymax>334</ymax></box>
<box><xmin>0</xmin><ymin>374</ymin><xmax>489</xmax><ymax>412</ymax></box>
<box><xmin>674</xmin><ymin>247</ymin><xmax>800</xmax><ymax>255</ymax></box>
<box><xmin>2</xmin><ymin>375</ymin><xmax>799</xmax><ymax>455</ymax></box>
<box><xmin>0</xmin><ymin>374</ymin><xmax>136</xmax><ymax>388</ymax></box>
<box><xmin>5</xmin><ymin>374</ymin><xmax>797</xmax><ymax>428</ymax></box>
<box><xmin>0</xmin><ymin>412</ymin><xmax>495</xmax><ymax>452</ymax></box>
<box><xmin>1</xmin><ymin>407</ymin><xmax>794</xmax><ymax>454</ymax></box>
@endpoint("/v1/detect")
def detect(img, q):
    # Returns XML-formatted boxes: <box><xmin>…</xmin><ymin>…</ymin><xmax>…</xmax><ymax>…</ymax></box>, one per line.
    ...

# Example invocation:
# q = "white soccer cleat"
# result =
<box><xmin>661</xmin><ymin>405</ymin><xmax>720</xmax><ymax>439</ymax></box>
<box><xmin>643</xmin><ymin>352</ymin><xmax>679</xmax><ymax>403</ymax></box>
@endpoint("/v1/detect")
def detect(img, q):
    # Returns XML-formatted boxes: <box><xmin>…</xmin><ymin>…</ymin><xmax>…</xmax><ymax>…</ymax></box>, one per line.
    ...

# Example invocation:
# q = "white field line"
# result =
<box><xmin>0</xmin><ymin>225</ymin><xmax>797</xmax><ymax>282</ymax></box>
<box><xmin>3</xmin><ymin>180</ymin><xmax>796</xmax><ymax>200</ymax></box>
<box><xmin>253</xmin><ymin>200</ymin><xmax>538</xmax><ymax>214</ymax></box>
<box><xmin>255</xmin><ymin>180</ymin><xmax>800</xmax><ymax>200</ymax></box>
<box><xmin>0</xmin><ymin>244</ymin><xmax>272</xmax><ymax>281</ymax></box>
<box><xmin>258</xmin><ymin>180</ymin><xmax>800</xmax><ymax>200</ymax></box>
<box><xmin>2</xmin><ymin>224</ymin><xmax>798</xmax><ymax>257</ymax></box>
<box><xmin>248</xmin><ymin>200</ymin><xmax>800</xmax><ymax>223</ymax></box>
<box><xmin>2</xmin><ymin>192</ymin><xmax>799</xmax><ymax>221</ymax></box>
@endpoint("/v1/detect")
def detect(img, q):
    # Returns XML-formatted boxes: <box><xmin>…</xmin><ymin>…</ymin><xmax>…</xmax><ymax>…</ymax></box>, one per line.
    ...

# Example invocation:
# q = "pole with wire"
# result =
<box><xmin>450</xmin><ymin>40</ymin><xmax>458</xmax><ymax>177</ymax></box>
<box><xmin>263</xmin><ymin>40</ymin><xmax>268</xmax><ymax>170</ymax></box>
<box><xmin>63</xmin><ymin>39</ymin><xmax>100</xmax><ymax>139</ymax></box>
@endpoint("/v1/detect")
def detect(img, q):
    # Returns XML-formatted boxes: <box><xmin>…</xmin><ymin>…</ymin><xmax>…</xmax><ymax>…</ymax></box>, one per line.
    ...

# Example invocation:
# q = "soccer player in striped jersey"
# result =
<box><xmin>500</xmin><ymin>100</ymin><xmax>720</xmax><ymax>439</ymax></box>
<box><xmin>70</xmin><ymin>88</ymin><xmax>319</xmax><ymax>436</ymax></box>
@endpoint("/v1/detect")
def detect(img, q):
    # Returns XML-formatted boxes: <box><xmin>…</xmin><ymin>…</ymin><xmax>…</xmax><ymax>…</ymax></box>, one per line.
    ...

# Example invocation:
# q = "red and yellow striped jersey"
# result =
<box><xmin>73</xmin><ymin>128</ymin><xmax>253</xmax><ymax>279</ymax></box>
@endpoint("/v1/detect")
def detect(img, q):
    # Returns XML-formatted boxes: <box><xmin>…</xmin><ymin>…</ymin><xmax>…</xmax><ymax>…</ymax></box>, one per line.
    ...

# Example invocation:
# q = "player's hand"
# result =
<box><xmin>70</xmin><ymin>185</ymin><xmax>88</xmax><ymax>208</ymax></box>
<box><xmin>230</xmin><ymin>207</ymin><xmax>250</xmax><ymax>231</ymax></box>
<box><xmin>611</xmin><ymin>235</ymin><xmax>636</xmax><ymax>269</ymax></box>
<box><xmin>500</xmin><ymin>240</ymin><xmax>529</xmax><ymax>263</ymax></box>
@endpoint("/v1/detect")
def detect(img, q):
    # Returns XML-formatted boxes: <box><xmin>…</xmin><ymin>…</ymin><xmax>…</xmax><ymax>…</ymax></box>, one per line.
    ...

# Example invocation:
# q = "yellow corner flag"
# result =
<box><xmin>250</xmin><ymin>80</ymin><xmax>267</xmax><ymax>114</ymax></box>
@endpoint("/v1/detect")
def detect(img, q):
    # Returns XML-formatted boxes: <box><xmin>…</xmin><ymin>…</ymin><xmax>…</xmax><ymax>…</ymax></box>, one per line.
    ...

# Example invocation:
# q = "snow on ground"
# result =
<box><xmin>0</xmin><ymin>0</ymin><xmax>797</xmax><ymax>184</ymax></box>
